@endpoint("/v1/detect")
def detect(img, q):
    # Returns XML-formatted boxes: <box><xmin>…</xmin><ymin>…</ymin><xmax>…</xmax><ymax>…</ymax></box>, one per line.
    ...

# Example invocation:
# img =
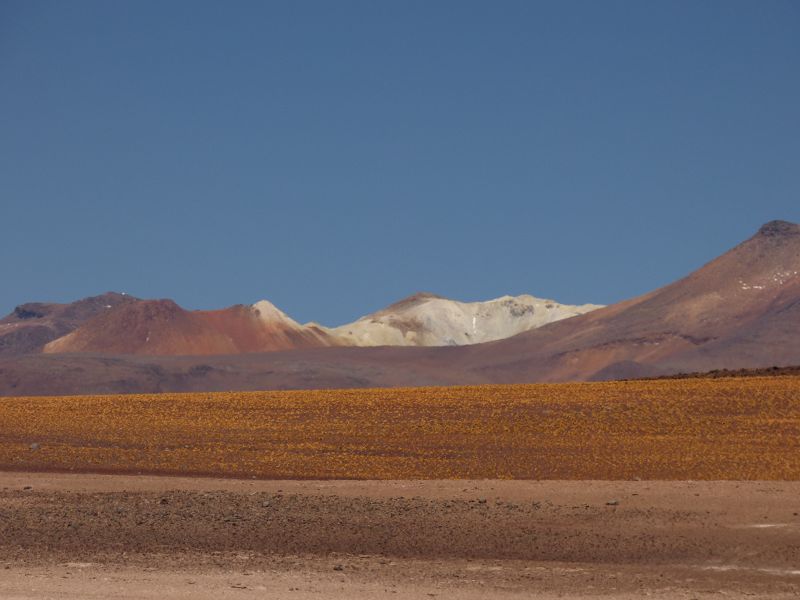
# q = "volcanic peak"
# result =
<box><xmin>756</xmin><ymin>220</ymin><xmax>800</xmax><ymax>238</ymax></box>
<box><xmin>383</xmin><ymin>292</ymin><xmax>448</xmax><ymax>312</ymax></box>
<box><xmin>252</xmin><ymin>299</ymin><xmax>299</xmax><ymax>325</ymax></box>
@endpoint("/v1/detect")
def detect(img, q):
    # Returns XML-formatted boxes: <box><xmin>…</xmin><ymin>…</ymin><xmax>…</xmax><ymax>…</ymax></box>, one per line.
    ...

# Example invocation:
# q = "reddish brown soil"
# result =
<box><xmin>40</xmin><ymin>300</ymin><xmax>337</xmax><ymax>356</ymax></box>
<box><xmin>0</xmin><ymin>292</ymin><xmax>138</xmax><ymax>357</ymax></box>
<box><xmin>1</xmin><ymin>474</ymin><xmax>798</xmax><ymax>598</ymax></box>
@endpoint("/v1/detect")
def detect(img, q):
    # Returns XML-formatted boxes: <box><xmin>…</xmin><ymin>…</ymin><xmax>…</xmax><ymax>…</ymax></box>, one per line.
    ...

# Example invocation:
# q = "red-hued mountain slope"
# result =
<box><xmin>1</xmin><ymin>220</ymin><xmax>798</xmax><ymax>395</ymax></box>
<box><xmin>42</xmin><ymin>299</ymin><xmax>337</xmax><ymax>356</ymax></box>
<box><xmin>454</xmin><ymin>220</ymin><xmax>800</xmax><ymax>381</ymax></box>
<box><xmin>0</xmin><ymin>292</ymin><xmax>138</xmax><ymax>356</ymax></box>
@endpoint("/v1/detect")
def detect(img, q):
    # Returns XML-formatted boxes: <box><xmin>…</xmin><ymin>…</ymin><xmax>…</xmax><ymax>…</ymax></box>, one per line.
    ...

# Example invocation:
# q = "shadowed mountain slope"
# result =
<box><xmin>0</xmin><ymin>292</ymin><xmax>139</xmax><ymax>357</ymax></box>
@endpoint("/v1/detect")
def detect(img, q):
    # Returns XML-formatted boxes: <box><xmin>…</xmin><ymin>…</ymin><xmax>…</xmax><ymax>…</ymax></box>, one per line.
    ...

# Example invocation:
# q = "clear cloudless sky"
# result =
<box><xmin>1</xmin><ymin>1</ymin><xmax>799</xmax><ymax>326</ymax></box>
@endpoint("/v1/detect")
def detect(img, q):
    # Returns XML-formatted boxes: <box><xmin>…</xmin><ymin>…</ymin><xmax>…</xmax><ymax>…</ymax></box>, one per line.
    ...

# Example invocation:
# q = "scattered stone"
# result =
<box><xmin>333</xmin><ymin>564</ymin><xmax>344</xmax><ymax>571</ymax></box>
<box><xmin>606</xmin><ymin>500</ymin><xmax>619</xmax><ymax>506</ymax></box>
<box><xmin>29</xmin><ymin>443</ymin><xmax>40</xmax><ymax>451</ymax></box>
<box><xmin>23</xmin><ymin>486</ymin><xmax>32</xmax><ymax>490</ymax></box>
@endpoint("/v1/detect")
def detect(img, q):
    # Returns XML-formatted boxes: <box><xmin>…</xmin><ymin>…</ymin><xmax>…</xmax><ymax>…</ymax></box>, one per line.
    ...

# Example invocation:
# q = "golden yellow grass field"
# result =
<box><xmin>1</xmin><ymin>376</ymin><xmax>799</xmax><ymax>479</ymax></box>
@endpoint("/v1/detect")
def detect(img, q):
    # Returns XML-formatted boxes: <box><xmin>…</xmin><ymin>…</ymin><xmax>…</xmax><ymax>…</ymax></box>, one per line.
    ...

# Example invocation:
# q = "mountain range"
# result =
<box><xmin>0</xmin><ymin>220</ymin><xmax>798</xmax><ymax>395</ymax></box>
<box><xmin>1</xmin><ymin>292</ymin><xmax>599</xmax><ymax>357</ymax></box>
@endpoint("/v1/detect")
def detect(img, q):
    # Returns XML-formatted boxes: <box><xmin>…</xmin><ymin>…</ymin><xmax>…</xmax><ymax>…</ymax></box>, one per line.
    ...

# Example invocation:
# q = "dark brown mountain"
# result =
<box><xmin>0</xmin><ymin>292</ymin><xmax>139</xmax><ymax>357</ymax></box>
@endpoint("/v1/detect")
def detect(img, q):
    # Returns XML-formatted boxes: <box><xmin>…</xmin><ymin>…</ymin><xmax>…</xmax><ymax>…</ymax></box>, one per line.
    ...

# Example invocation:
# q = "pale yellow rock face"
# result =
<box><xmin>325</xmin><ymin>294</ymin><xmax>603</xmax><ymax>347</ymax></box>
<box><xmin>252</xmin><ymin>299</ymin><xmax>303</xmax><ymax>327</ymax></box>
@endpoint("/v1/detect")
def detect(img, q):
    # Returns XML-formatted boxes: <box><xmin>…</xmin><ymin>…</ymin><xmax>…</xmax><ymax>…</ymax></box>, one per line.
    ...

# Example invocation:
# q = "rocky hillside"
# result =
<box><xmin>42</xmin><ymin>299</ymin><xmax>337</xmax><ymax>356</ymax></box>
<box><xmin>0</xmin><ymin>292</ymin><xmax>138</xmax><ymax>356</ymax></box>
<box><xmin>452</xmin><ymin>220</ymin><xmax>800</xmax><ymax>381</ymax></box>
<box><xmin>325</xmin><ymin>293</ymin><xmax>602</xmax><ymax>346</ymax></box>
<box><xmin>23</xmin><ymin>293</ymin><xmax>600</xmax><ymax>356</ymax></box>
<box><xmin>1</xmin><ymin>221</ymin><xmax>798</xmax><ymax>394</ymax></box>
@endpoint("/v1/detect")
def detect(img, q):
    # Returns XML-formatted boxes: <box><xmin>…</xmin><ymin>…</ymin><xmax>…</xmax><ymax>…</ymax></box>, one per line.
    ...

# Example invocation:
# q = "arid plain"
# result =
<box><xmin>2</xmin><ymin>376</ymin><xmax>799</xmax><ymax>598</ymax></box>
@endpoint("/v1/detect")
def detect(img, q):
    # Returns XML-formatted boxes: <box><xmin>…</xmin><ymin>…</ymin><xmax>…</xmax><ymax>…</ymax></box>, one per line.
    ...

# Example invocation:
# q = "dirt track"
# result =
<box><xmin>1</xmin><ymin>473</ymin><xmax>799</xmax><ymax>598</ymax></box>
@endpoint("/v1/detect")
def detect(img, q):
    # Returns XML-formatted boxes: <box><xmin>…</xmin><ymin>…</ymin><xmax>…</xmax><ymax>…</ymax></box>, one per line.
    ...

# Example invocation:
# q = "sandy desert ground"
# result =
<box><xmin>2</xmin><ymin>376</ymin><xmax>799</xmax><ymax>597</ymax></box>
<box><xmin>2</xmin><ymin>473</ymin><xmax>799</xmax><ymax>599</ymax></box>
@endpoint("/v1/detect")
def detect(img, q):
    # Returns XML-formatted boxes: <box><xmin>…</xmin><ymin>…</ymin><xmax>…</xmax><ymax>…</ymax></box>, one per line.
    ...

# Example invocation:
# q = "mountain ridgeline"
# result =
<box><xmin>1</xmin><ymin>292</ymin><xmax>600</xmax><ymax>357</ymax></box>
<box><xmin>0</xmin><ymin>220</ymin><xmax>798</xmax><ymax>395</ymax></box>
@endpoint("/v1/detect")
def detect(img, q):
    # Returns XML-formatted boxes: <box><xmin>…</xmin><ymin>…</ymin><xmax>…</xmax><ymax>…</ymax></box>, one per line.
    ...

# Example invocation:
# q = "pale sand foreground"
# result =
<box><xmin>1</xmin><ymin>473</ymin><xmax>799</xmax><ymax>599</ymax></box>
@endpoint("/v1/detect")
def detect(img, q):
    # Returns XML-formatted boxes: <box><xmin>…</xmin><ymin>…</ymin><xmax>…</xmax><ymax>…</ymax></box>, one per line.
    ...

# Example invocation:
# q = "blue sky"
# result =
<box><xmin>2</xmin><ymin>1</ymin><xmax>798</xmax><ymax>325</ymax></box>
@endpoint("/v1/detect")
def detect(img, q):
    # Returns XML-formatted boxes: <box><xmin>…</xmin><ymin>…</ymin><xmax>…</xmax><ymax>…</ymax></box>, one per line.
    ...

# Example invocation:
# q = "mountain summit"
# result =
<box><xmin>1</xmin><ymin>220</ymin><xmax>797</xmax><ymax>394</ymax></box>
<box><xmin>453</xmin><ymin>219</ymin><xmax>800</xmax><ymax>381</ymax></box>
<box><xmin>325</xmin><ymin>293</ymin><xmax>602</xmax><ymax>347</ymax></box>
<box><xmin>42</xmin><ymin>299</ymin><xmax>336</xmax><ymax>356</ymax></box>
<box><xmin>36</xmin><ymin>291</ymin><xmax>600</xmax><ymax>356</ymax></box>
<box><xmin>0</xmin><ymin>292</ymin><xmax>138</xmax><ymax>356</ymax></box>
<box><xmin>756</xmin><ymin>219</ymin><xmax>800</xmax><ymax>238</ymax></box>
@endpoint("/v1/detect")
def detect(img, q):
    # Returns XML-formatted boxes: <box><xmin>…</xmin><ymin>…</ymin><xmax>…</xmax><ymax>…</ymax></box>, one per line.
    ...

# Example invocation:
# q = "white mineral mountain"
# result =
<box><xmin>322</xmin><ymin>292</ymin><xmax>602</xmax><ymax>347</ymax></box>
